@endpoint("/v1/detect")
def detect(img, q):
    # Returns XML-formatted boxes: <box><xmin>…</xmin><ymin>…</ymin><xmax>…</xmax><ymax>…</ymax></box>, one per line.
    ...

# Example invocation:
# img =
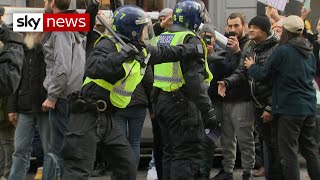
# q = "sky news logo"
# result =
<box><xmin>13</xmin><ymin>13</ymin><xmax>90</xmax><ymax>32</ymax></box>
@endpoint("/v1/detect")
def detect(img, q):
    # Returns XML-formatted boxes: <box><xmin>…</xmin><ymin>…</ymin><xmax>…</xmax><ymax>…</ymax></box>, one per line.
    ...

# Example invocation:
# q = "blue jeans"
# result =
<box><xmin>0</xmin><ymin>127</ymin><xmax>14</xmax><ymax>179</ymax></box>
<box><xmin>42</xmin><ymin>99</ymin><xmax>69</xmax><ymax>179</ymax></box>
<box><xmin>114</xmin><ymin>105</ymin><xmax>146</xmax><ymax>166</ymax></box>
<box><xmin>8</xmin><ymin>112</ymin><xmax>50</xmax><ymax>180</ymax></box>
<box><xmin>149</xmin><ymin>151</ymin><xmax>156</xmax><ymax>169</ymax></box>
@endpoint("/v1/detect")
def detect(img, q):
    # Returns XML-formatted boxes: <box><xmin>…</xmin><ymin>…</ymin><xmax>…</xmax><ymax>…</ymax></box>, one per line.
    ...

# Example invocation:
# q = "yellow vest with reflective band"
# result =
<box><xmin>82</xmin><ymin>34</ymin><xmax>146</xmax><ymax>109</ymax></box>
<box><xmin>153</xmin><ymin>31</ymin><xmax>213</xmax><ymax>92</ymax></box>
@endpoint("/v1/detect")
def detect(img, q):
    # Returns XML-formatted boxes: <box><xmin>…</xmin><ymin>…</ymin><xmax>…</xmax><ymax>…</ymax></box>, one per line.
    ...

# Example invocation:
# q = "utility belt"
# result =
<box><xmin>152</xmin><ymin>87</ymin><xmax>188</xmax><ymax>109</ymax></box>
<box><xmin>69</xmin><ymin>91</ymin><xmax>109</xmax><ymax>114</ymax></box>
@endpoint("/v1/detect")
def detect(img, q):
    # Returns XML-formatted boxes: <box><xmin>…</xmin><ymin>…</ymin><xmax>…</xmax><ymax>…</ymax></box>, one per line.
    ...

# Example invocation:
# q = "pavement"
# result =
<box><xmin>87</xmin><ymin>168</ymin><xmax>310</xmax><ymax>180</ymax></box>
<box><xmin>26</xmin><ymin>155</ymin><xmax>310</xmax><ymax>180</ymax></box>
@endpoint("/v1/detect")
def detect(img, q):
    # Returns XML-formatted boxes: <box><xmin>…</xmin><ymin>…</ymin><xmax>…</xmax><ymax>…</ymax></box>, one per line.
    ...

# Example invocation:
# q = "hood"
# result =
<box><xmin>253</xmin><ymin>31</ymin><xmax>278</xmax><ymax>53</ymax></box>
<box><xmin>287</xmin><ymin>37</ymin><xmax>313</xmax><ymax>57</ymax></box>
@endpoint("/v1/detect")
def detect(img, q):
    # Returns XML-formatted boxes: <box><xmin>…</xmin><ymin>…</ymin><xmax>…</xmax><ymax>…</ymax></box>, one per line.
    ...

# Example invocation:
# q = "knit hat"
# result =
<box><xmin>0</xmin><ymin>7</ymin><xmax>4</xmax><ymax>16</ymax></box>
<box><xmin>158</xmin><ymin>8</ymin><xmax>173</xmax><ymax>19</ymax></box>
<box><xmin>248</xmin><ymin>16</ymin><xmax>271</xmax><ymax>35</ymax></box>
<box><xmin>282</xmin><ymin>15</ymin><xmax>304</xmax><ymax>34</ymax></box>
<box><xmin>198</xmin><ymin>24</ymin><xmax>216</xmax><ymax>38</ymax></box>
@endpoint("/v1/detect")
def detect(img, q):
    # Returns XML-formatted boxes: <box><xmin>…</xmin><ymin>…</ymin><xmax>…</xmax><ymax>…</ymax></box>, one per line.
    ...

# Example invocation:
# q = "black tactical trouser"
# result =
<box><xmin>155</xmin><ymin>91</ymin><xmax>204</xmax><ymax>180</ymax></box>
<box><xmin>199</xmin><ymin>100</ymin><xmax>221</xmax><ymax>178</ymax></box>
<box><xmin>151</xmin><ymin>115</ymin><xmax>163</xmax><ymax>180</ymax></box>
<box><xmin>61</xmin><ymin>111</ymin><xmax>137</xmax><ymax>180</ymax></box>
<box><xmin>255</xmin><ymin>108</ymin><xmax>284</xmax><ymax>180</ymax></box>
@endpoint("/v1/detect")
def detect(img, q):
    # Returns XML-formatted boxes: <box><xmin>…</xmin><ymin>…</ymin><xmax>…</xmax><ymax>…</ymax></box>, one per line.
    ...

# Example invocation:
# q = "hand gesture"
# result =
<box><xmin>301</xmin><ymin>6</ymin><xmax>311</xmax><ymax>20</ymax></box>
<box><xmin>217</xmin><ymin>81</ymin><xmax>227</xmax><ymax>97</ymax></box>
<box><xmin>244</xmin><ymin>57</ymin><xmax>255</xmax><ymax>69</ymax></box>
<box><xmin>160</xmin><ymin>12</ymin><xmax>173</xmax><ymax>29</ymax></box>
<box><xmin>261</xmin><ymin>111</ymin><xmax>272</xmax><ymax>123</ymax></box>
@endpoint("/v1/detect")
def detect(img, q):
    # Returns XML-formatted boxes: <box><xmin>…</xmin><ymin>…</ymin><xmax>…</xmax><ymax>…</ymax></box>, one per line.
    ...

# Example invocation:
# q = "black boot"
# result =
<box><xmin>91</xmin><ymin>163</ymin><xmax>106</xmax><ymax>177</ymax></box>
<box><xmin>242</xmin><ymin>171</ymin><xmax>252</xmax><ymax>180</ymax></box>
<box><xmin>211</xmin><ymin>169</ymin><xmax>233</xmax><ymax>180</ymax></box>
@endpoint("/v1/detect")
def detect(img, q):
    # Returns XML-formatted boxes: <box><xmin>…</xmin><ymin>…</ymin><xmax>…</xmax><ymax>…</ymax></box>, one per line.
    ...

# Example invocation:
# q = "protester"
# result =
<box><xmin>0</xmin><ymin>6</ymin><xmax>24</xmax><ymax>180</ymax></box>
<box><xmin>212</xmin><ymin>13</ymin><xmax>255</xmax><ymax>180</ymax></box>
<box><xmin>7</xmin><ymin>32</ymin><xmax>50</xmax><ymax>180</ymax></box>
<box><xmin>244</xmin><ymin>15</ymin><xmax>320</xmax><ymax>180</ymax></box>
<box><xmin>218</xmin><ymin>15</ymin><xmax>282</xmax><ymax>180</ymax></box>
<box><xmin>42</xmin><ymin>0</ymin><xmax>86</xmax><ymax>178</ymax></box>
<box><xmin>272</xmin><ymin>21</ymin><xmax>283</xmax><ymax>39</ymax></box>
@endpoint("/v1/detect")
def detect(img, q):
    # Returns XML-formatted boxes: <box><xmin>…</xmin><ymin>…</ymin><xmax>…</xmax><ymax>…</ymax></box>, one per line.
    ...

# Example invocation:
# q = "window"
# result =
<box><xmin>77</xmin><ymin>0</ymin><xmax>111</xmax><ymax>10</ymax></box>
<box><xmin>26</xmin><ymin>0</ymin><xmax>44</xmax><ymax>7</ymax></box>
<box><xmin>124</xmin><ymin>0</ymin><xmax>163</xmax><ymax>11</ymax></box>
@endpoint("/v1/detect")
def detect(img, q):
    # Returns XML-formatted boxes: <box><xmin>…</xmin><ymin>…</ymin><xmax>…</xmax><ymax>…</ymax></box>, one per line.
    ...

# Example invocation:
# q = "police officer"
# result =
<box><xmin>0</xmin><ymin>6</ymin><xmax>24</xmax><ymax>97</ymax></box>
<box><xmin>152</xmin><ymin>0</ymin><xmax>217</xmax><ymax>179</ymax></box>
<box><xmin>62</xmin><ymin>5</ymin><xmax>204</xmax><ymax>180</ymax></box>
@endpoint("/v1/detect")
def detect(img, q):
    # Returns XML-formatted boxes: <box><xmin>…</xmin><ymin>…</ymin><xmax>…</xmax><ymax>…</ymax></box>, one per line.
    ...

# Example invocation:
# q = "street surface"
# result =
<box><xmin>26</xmin><ymin>155</ymin><xmax>310</xmax><ymax>180</ymax></box>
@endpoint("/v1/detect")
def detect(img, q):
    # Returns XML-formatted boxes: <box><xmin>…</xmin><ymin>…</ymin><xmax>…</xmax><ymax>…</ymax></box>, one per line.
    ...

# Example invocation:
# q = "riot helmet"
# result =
<box><xmin>172</xmin><ymin>0</ymin><xmax>211</xmax><ymax>31</ymax></box>
<box><xmin>112</xmin><ymin>5</ymin><xmax>155</xmax><ymax>46</ymax></box>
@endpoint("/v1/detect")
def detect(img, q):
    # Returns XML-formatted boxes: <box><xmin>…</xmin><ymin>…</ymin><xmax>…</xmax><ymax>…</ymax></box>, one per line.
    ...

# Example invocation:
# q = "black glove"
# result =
<box><xmin>202</xmin><ymin>108</ymin><xmax>218</xmax><ymax>130</ymax></box>
<box><xmin>120</xmin><ymin>43</ymin><xmax>139</xmax><ymax>60</ymax></box>
<box><xmin>0</xmin><ymin>25</ymin><xmax>23</xmax><ymax>44</ymax></box>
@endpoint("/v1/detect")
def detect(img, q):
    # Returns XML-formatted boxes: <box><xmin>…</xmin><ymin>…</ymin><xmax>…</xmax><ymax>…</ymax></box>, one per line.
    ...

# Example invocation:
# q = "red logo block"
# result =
<box><xmin>43</xmin><ymin>13</ymin><xmax>90</xmax><ymax>32</ymax></box>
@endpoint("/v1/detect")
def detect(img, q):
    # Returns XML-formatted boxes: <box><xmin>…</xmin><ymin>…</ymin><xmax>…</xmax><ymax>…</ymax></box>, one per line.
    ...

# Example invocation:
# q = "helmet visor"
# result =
<box><xmin>136</xmin><ymin>17</ymin><xmax>156</xmax><ymax>46</ymax></box>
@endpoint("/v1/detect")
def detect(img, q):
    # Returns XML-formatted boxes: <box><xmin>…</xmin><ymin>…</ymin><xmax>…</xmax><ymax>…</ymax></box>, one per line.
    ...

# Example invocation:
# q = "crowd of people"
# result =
<box><xmin>0</xmin><ymin>0</ymin><xmax>319</xmax><ymax>180</ymax></box>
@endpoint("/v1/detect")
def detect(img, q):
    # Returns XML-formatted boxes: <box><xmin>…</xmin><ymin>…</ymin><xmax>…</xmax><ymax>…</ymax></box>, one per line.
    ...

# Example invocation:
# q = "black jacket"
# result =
<box><xmin>224</xmin><ymin>32</ymin><xmax>278</xmax><ymax>111</ymax></box>
<box><xmin>247</xmin><ymin>37</ymin><xmax>316</xmax><ymax>116</ymax></box>
<box><xmin>207</xmin><ymin>50</ymin><xmax>227</xmax><ymax>101</ymax></box>
<box><xmin>0</xmin><ymin>38</ymin><xmax>24</xmax><ymax>98</ymax></box>
<box><xmin>128</xmin><ymin>66</ymin><xmax>153</xmax><ymax>108</ymax></box>
<box><xmin>83</xmin><ymin>33</ymin><xmax>203</xmax><ymax>110</ymax></box>
<box><xmin>313</xmin><ymin>34</ymin><xmax>320</xmax><ymax>76</ymax></box>
<box><xmin>221</xmin><ymin>35</ymin><xmax>251</xmax><ymax>102</ymax></box>
<box><xmin>7</xmin><ymin>41</ymin><xmax>47</xmax><ymax>113</ymax></box>
<box><xmin>0</xmin><ymin>26</ymin><xmax>24</xmax><ymax>128</ymax></box>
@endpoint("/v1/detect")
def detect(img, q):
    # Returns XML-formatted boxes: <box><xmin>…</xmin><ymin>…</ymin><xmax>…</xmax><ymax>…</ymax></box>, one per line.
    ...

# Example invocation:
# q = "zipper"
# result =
<box><xmin>249</xmin><ymin>53</ymin><xmax>263</xmax><ymax>108</ymax></box>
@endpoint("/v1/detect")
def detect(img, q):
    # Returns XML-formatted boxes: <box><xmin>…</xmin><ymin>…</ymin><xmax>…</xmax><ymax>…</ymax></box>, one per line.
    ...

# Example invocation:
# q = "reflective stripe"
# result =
<box><xmin>154</xmin><ymin>75</ymin><xmax>183</xmax><ymax>83</ymax></box>
<box><xmin>85</xmin><ymin>35</ymin><xmax>145</xmax><ymax>108</ymax></box>
<box><xmin>113</xmin><ymin>88</ymin><xmax>133</xmax><ymax>96</ymax></box>
<box><xmin>113</xmin><ymin>63</ymin><xmax>133</xmax><ymax>96</ymax></box>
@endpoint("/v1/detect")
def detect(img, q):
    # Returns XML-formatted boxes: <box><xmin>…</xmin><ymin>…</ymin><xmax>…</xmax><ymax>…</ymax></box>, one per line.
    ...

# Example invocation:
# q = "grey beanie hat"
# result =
<box><xmin>198</xmin><ymin>24</ymin><xmax>216</xmax><ymax>38</ymax></box>
<box><xmin>158</xmin><ymin>8</ymin><xmax>173</xmax><ymax>19</ymax></box>
<box><xmin>0</xmin><ymin>7</ymin><xmax>5</xmax><ymax>16</ymax></box>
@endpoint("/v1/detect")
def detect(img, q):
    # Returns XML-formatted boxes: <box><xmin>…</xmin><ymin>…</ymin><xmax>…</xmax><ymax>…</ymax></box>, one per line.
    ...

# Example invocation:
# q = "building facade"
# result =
<box><xmin>2</xmin><ymin>0</ymin><xmax>319</xmax><ymax>33</ymax></box>
<box><xmin>0</xmin><ymin>0</ymin><xmax>257</xmax><ymax>33</ymax></box>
